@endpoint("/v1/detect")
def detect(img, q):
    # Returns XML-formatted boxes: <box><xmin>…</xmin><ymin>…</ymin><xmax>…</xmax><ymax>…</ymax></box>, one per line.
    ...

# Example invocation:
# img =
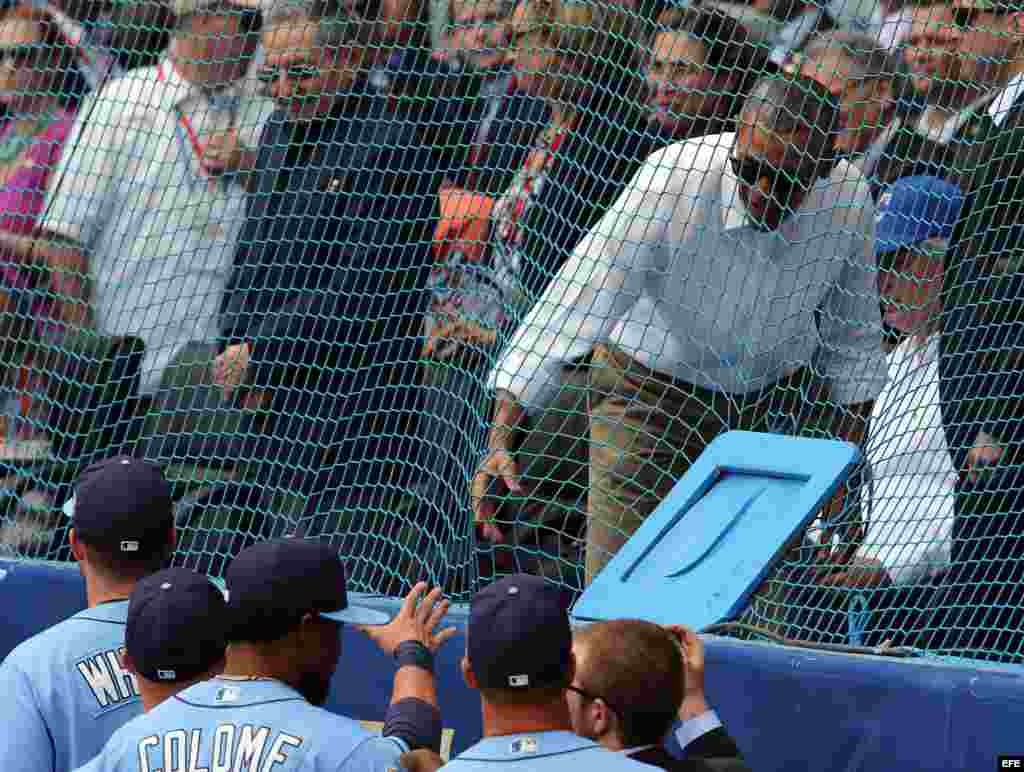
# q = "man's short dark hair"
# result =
<box><xmin>574</xmin><ymin>619</ymin><xmax>684</xmax><ymax>747</ymax></box>
<box><xmin>741</xmin><ymin>73</ymin><xmax>840</xmax><ymax>168</ymax></box>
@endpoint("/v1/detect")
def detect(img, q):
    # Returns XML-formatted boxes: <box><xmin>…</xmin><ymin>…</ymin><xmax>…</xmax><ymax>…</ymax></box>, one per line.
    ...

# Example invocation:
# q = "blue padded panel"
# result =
<box><xmin>574</xmin><ymin>431</ymin><xmax>860</xmax><ymax>628</ymax></box>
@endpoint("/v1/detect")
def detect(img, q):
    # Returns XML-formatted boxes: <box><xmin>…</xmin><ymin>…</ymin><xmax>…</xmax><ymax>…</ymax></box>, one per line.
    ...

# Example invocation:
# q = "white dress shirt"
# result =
<box><xmin>490</xmin><ymin>133</ymin><xmax>888</xmax><ymax>413</ymax></box>
<box><xmin>860</xmin><ymin>335</ymin><xmax>954</xmax><ymax>584</ymax></box>
<box><xmin>988</xmin><ymin>71</ymin><xmax>1024</xmax><ymax>128</ymax></box>
<box><xmin>43</xmin><ymin>60</ymin><xmax>273</xmax><ymax>393</ymax></box>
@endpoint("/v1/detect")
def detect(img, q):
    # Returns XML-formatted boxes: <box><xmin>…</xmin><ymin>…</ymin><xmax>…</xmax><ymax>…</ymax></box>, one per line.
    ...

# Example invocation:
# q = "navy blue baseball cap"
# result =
<box><xmin>876</xmin><ymin>175</ymin><xmax>964</xmax><ymax>258</ymax></box>
<box><xmin>126</xmin><ymin>567</ymin><xmax>228</xmax><ymax>683</ymax></box>
<box><xmin>225</xmin><ymin>538</ymin><xmax>390</xmax><ymax>640</ymax></box>
<box><xmin>63</xmin><ymin>456</ymin><xmax>174</xmax><ymax>553</ymax></box>
<box><xmin>468</xmin><ymin>574</ymin><xmax>572</xmax><ymax>690</ymax></box>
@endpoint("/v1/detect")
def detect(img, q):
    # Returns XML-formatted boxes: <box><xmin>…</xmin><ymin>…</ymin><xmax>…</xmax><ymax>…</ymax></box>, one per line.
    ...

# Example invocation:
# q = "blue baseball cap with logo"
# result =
<box><xmin>126</xmin><ymin>567</ymin><xmax>228</xmax><ymax>683</ymax></box>
<box><xmin>225</xmin><ymin>538</ymin><xmax>390</xmax><ymax>641</ymax></box>
<box><xmin>467</xmin><ymin>574</ymin><xmax>572</xmax><ymax>690</ymax></box>
<box><xmin>62</xmin><ymin>456</ymin><xmax>174</xmax><ymax>553</ymax></box>
<box><xmin>875</xmin><ymin>175</ymin><xmax>964</xmax><ymax>258</ymax></box>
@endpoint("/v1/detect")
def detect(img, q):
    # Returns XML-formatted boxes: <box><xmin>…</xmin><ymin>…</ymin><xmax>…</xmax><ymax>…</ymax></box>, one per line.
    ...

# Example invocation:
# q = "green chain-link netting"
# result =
<box><xmin>0</xmin><ymin>0</ymin><xmax>1021</xmax><ymax>664</ymax></box>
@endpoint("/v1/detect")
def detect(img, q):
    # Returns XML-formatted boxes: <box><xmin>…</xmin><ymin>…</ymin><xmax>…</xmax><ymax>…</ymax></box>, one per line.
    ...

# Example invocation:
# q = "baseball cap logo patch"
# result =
<box><xmin>120</xmin><ymin>541</ymin><xmax>140</xmax><ymax>553</ymax></box>
<box><xmin>508</xmin><ymin>674</ymin><xmax>529</xmax><ymax>687</ymax></box>
<box><xmin>157</xmin><ymin>669</ymin><xmax>177</xmax><ymax>680</ymax></box>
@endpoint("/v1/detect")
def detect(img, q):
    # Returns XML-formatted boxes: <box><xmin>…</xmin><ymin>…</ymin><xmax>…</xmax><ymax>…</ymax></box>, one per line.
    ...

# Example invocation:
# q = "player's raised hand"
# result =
<box><xmin>356</xmin><ymin>582</ymin><xmax>457</xmax><ymax>655</ymax></box>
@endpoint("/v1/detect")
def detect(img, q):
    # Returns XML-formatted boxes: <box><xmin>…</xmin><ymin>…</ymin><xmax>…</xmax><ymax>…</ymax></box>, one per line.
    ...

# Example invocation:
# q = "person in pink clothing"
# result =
<box><xmin>0</xmin><ymin>5</ymin><xmax>83</xmax><ymax>436</ymax></box>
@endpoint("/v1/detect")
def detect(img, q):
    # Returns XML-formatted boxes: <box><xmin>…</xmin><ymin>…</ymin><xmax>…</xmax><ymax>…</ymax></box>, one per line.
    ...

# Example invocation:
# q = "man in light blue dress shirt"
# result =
<box><xmin>475</xmin><ymin>74</ymin><xmax>887</xmax><ymax>583</ymax></box>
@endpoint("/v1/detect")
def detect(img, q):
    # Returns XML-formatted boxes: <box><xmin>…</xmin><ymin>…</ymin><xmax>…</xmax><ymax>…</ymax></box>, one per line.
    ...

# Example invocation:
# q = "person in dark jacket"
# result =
<box><xmin>208</xmin><ymin>0</ymin><xmax>439</xmax><ymax>534</ymax></box>
<box><xmin>935</xmin><ymin>120</ymin><xmax>1024</xmax><ymax>663</ymax></box>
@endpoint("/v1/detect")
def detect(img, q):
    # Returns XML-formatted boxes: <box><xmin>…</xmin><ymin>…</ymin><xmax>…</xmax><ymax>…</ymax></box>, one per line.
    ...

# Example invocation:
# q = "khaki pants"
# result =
<box><xmin>586</xmin><ymin>344</ymin><xmax>848</xmax><ymax>586</ymax></box>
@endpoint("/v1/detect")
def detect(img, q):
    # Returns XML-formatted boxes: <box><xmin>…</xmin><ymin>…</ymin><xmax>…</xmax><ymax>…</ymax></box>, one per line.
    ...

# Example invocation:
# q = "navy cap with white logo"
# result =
<box><xmin>225</xmin><ymin>538</ymin><xmax>390</xmax><ymax>641</ymax></box>
<box><xmin>468</xmin><ymin>574</ymin><xmax>572</xmax><ymax>690</ymax></box>
<box><xmin>126</xmin><ymin>567</ymin><xmax>228</xmax><ymax>683</ymax></box>
<box><xmin>63</xmin><ymin>456</ymin><xmax>174</xmax><ymax>553</ymax></box>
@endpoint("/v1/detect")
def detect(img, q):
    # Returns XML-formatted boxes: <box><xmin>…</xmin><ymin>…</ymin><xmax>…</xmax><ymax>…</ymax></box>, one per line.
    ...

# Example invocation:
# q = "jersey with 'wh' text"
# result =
<box><xmin>0</xmin><ymin>600</ymin><xmax>142</xmax><ymax>772</ymax></box>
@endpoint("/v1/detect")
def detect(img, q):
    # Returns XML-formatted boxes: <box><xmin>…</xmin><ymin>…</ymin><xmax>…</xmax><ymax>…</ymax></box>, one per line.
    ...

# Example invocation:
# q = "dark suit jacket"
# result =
<box><xmin>680</xmin><ymin>727</ymin><xmax>742</xmax><ymax>761</ymax></box>
<box><xmin>873</xmin><ymin>94</ymin><xmax>1024</xmax><ymax>195</ymax></box>
<box><xmin>938</xmin><ymin>94</ymin><xmax>1024</xmax><ymax>569</ymax></box>
<box><xmin>219</xmin><ymin>85</ymin><xmax>440</xmax><ymax>492</ymax></box>
<box><xmin>631</xmin><ymin>747</ymin><xmax>751</xmax><ymax>772</ymax></box>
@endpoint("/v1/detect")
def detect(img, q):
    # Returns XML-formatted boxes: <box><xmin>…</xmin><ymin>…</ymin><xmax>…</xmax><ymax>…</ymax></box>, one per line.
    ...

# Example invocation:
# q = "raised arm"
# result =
<box><xmin>355</xmin><ymin>583</ymin><xmax>457</xmax><ymax>753</ymax></box>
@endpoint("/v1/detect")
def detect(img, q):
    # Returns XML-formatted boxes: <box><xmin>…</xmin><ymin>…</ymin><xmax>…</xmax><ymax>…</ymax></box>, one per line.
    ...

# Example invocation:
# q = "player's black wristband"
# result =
<box><xmin>395</xmin><ymin>640</ymin><xmax>435</xmax><ymax>673</ymax></box>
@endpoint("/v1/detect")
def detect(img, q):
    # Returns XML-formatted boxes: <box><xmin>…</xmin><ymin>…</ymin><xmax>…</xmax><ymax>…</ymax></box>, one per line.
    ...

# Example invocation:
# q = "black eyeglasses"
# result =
<box><xmin>729</xmin><ymin>155</ymin><xmax>815</xmax><ymax>201</ymax></box>
<box><xmin>566</xmin><ymin>684</ymin><xmax>624</xmax><ymax>719</ymax></box>
<box><xmin>0</xmin><ymin>45</ymin><xmax>38</xmax><ymax>67</ymax></box>
<box><xmin>257</xmin><ymin>63</ymin><xmax>322</xmax><ymax>86</ymax></box>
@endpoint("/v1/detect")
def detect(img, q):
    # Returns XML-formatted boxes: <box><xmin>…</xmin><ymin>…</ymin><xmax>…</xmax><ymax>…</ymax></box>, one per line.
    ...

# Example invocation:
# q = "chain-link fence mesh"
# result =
<box><xmin>0</xmin><ymin>0</ymin><xmax>1020</xmax><ymax>663</ymax></box>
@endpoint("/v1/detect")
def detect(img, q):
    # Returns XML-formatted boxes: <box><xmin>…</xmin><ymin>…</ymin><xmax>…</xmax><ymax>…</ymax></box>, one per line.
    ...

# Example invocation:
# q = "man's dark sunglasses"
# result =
<box><xmin>0</xmin><ymin>44</ymin><xmax>38</xmax><ymax>67</ymax></box>
<box><xmin>729</xmin><ymin>155</ymin><xmax>815</xmax><ymax>200</ymax></box>
<box><xmin>257</xmin><ymin>63</ymin><xmax>322</xmax><ymax>85</ymax></box>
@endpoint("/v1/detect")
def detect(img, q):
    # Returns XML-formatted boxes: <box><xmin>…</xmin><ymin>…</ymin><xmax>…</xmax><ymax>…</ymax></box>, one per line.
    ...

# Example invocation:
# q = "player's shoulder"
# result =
<box><xmin>447</xmin><ymin>731</ymin><xmax>650</xmax><ymax>770</ymax></box>
<box><xmin>3</xmin><ymin>608</ymin><xmax>113</xmax><ymax>668</ymax></box>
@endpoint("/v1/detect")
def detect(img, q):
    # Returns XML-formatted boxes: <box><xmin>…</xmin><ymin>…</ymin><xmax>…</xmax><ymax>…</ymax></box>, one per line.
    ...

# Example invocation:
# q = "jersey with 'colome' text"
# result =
<box><xmin>0</xmin><ymin>600</ymin><xmax>142</xmax><ymax>772</ymax></box>
<box><xmin>442</xmin><ymin>731</ymin><xmax>653</xmax><ymax>771</ymax></box>
<box><xmin>74</xmin><ymin>677</ymin><xmax>409</xmax><ymax>771</ymax></box>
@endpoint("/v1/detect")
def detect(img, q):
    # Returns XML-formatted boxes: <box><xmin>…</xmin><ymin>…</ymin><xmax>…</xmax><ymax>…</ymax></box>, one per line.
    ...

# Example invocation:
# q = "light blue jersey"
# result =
<box><xmin>76</xmin><ymin>677</ymin><xmax>409</xmax><ymax>771</ymax></box>
<box><xmin>442</xmin><ymin>731</ymin><xmax>651</xmax><ymax>771</ymax></box>
<box><xmin>0</xmin><ymin>600</ymin><xmax>143</xmax><ymax>772</ymax></box>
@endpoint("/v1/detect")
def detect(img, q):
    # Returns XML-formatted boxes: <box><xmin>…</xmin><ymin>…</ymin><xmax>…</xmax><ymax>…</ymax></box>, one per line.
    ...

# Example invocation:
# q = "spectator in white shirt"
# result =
<box><xmin>474</xmin><ymin>74</ymin><xmax>887</xmax><ymax>583</ymax></box>
<box><xmin>0</xmin><ymin>0</ymin><xmax>270</xmax><ymax>394</ymax></box>
<box><xmin>820</xmin><ymin>175</ymin><xmax>963</xmax><ymax>592</ymax></box>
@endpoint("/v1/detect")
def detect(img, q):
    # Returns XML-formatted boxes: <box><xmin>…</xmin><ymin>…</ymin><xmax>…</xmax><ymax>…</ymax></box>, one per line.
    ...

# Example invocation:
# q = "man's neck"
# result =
<box><xmin>84</xmin><ymin>573</ymin><xmax>135</xmax><ymax>609</ymax></box>
<box><xmin>139</xmin><ymin>678</ymin><xmax>197</xmax><ymax>713</ymax></box>
<box><xmin>222</xmin><ymin>645</ymin><xmax>298</xmax><ymax>691</ymax></box>
<box><xmin>480</xmin><ymin>698</ymin><xmax>575</xmax><ymax>738</ymax></box>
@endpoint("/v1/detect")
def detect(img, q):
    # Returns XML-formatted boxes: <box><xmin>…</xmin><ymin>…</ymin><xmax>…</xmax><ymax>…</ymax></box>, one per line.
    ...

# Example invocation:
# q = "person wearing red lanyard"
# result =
<box><xmin>0</xmin><ymin>0</ymin><xmax>266</xmax><ymax>394</ymax></box>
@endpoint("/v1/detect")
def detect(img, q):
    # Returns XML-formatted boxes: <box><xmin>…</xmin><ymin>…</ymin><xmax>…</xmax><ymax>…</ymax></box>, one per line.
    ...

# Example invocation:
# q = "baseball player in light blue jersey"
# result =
<box><xmin>0</xmin><ymin>456</ymin><xmax>177</xmax><ymax>772</ymax></box>
<box><xmin>443</xmin><ymin>575</ymin><xmax>650</xmax><ymax>771</ymax></box>
<box><xmin>76</xmin><ymin>537</ymin><xmax>456</xmax><ymax>771</ymax></box>
<box><xmin>122</xmin><ymin>567</ymin><xmax>228</xmax><ymax>713</ymax></box>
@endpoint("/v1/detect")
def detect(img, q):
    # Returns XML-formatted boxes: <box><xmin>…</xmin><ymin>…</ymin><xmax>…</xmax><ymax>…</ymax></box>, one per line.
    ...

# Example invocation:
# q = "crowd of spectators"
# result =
<box><xmin>0</xmin><ymin>0</ymin><xmax>1017</xmax><ymax>664</ymax></box>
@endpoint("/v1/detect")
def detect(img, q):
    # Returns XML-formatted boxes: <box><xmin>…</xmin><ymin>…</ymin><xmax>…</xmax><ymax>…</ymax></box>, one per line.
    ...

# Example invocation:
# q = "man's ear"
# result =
<box><xmin>68</xmin><ymin>528</ymin><xmax>86</xmax><ymax>564</ymax></box>
<box><xmin>461</xmin><ymin>655</ymin><xmax>479</xmax><ymax>689</ymax></box>
<box><xmin>122</xmin><ymin>652</ymin><xmax>138</xmax><ymax>675</ymax></box>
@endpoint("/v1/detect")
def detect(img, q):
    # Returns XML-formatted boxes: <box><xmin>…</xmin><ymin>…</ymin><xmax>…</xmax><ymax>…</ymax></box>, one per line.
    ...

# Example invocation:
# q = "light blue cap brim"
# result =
<box><xmin>320</xmin><ymin>605</ymin><xmax>391</xmax><ymax>626</ymax></box>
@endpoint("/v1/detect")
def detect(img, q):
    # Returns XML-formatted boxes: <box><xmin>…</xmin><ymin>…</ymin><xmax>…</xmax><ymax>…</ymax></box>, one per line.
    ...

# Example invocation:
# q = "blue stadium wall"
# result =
<box><xmin>2</xmin><ymin>559</ymin><xmax>1023</xmax><ymax>770</ymax></box>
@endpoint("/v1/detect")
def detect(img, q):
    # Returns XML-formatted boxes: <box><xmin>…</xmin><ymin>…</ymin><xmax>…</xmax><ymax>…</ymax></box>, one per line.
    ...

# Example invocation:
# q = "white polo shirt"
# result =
<box><xmin>43</xmin><ymin>60</ymin><xmax>273</xmax><ymax>393</ymax></box>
